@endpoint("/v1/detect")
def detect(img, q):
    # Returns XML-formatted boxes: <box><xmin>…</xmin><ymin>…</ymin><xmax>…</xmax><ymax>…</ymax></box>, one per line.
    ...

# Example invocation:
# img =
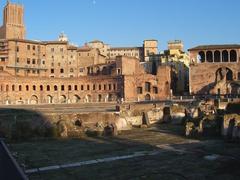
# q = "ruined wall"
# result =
<box><xmin>223</xmin><ymin>114</ymin><xmax>240</xmax><ymax>139</ymax></box>
<box><xmin>190</xmin><ymin>62</ymin><xmax>240</xmax><ymax>94</ymax></box>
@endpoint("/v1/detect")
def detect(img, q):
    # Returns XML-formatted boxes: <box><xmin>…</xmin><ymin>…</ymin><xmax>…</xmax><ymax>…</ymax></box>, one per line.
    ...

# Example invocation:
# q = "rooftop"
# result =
<box><xmin>189</xmin><ymin>44</ymin><xmax>240</xmax><ymax>51</ymax></box>
<box><xmin>110</xmin><ymin>47</ymin><xmax>143</xmax><ymax>50</ymax></box>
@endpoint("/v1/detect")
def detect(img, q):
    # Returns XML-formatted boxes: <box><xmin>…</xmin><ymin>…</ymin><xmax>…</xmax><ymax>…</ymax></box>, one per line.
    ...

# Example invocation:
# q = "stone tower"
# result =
<box><xmin>0</xmin><ymin>0</ymin><xmax>26</xmax><ymax>39</ymax></box>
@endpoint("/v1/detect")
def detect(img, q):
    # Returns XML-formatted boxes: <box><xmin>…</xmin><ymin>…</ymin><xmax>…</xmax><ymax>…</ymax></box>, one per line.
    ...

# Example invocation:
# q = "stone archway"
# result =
<box><xmin>59</xmin><ymin>95</ymin><xmax>67</xmax><ymax>104</ymax></box>
<box><xmin>72</xmin><ymin>95</ymin><xmax>81</xmax><ymax>103</ymax></box>
<box><xmin>86</xmin><ymin>95</ymin><xmax>92</xmax><ymax>103</ymax></box>
<box><xmin>145</xmin><ymin>94</ymin><xmax>151</xmax><ymax>101</ymax></box>
<box><xmin>216</xmin><ymin>67</ymin><xmax>233</xmax><ymax>82</ymax></box>
<box><xmin>47</xmin><ymin>95</ymin><xmax>53</xmax><ymax>104</ymax></box>
<box><xmin>30</xmin><ymin>95</ymin><xmax>38</xmax><ymax>104</ymax></box>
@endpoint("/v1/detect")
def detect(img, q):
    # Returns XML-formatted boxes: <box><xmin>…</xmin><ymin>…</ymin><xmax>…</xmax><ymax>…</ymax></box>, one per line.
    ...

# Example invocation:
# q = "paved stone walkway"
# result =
<box><xmin>26</xmin><ymin>141</ymin><xmax>201</xmax><ymax>174</ymax></box>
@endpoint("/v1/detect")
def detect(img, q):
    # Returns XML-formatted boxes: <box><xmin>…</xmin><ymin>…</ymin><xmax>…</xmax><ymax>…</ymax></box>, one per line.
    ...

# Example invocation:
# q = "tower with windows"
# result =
<box><xmin>0</xmin><ymin>0</ymin><xmax>26</xmax><ymax>39</ymax></box>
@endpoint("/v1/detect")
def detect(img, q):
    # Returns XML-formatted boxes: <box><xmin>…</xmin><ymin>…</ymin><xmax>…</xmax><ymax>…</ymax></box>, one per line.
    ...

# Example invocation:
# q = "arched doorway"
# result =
<box><xmin>145</xmin><ymin>94</ymin><xmax>151</xmax><ymax>101</ymax></box>
<box><xmin>108</xmin><ymin>94</ymin><xmax>113</xmax><ymax>102</ymax></box>
<box><xmin>59</xmin><ymin>95</ymin><xmax>67</xmax><ymax>104</ymax></box>
<box><xmin>98</xmin><ymin>94</ymin><xmax>102</xmax><ymax>102</ymax></box>
<box><xmin>30</xmin><ymin>95</ymin><xmax>38</xmax><ymax>104</ymax></box>
<box><xmin>47</xmin><ymin>95</ymin><xmax>53</xmax><ymax>104</ymax></box>
<box><xmin>72</xmin><ymin>95</ymin><xmax>81</xmax><ymax>103</ymax></box>
<box><xmin>86</xmin><ymin>95</ymin><xmax>92</xmax><ymax>103</ymax></box>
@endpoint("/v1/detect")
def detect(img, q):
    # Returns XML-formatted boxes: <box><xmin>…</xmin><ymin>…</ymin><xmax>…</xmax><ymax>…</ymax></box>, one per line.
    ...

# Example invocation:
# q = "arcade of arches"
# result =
<box><xmin>198</xmin><ymin>50</ymin><xmax>238</xmax><ymax>63</ymax></box>
<box><xmin>189</xmin><ymin>46</ymin><xmax>240</xmax><ymax>95</ymax></box>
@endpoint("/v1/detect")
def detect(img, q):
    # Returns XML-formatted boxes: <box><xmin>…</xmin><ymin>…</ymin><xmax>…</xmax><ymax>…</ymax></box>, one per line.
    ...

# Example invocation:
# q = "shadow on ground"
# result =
<box><xmin>1</xmin><ymin>108</ymin><xmax>240</xmax><ymax>180</ymax></box>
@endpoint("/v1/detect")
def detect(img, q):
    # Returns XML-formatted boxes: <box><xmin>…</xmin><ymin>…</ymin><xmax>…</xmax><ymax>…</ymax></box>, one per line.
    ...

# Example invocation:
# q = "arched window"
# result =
<box><xmin>206</xmin><ymin>51</ymin><xmax>213</xmax><ymax>62</ymax></box>
<box><xmin>26</xmin><ymin>85</ymin><xmax>29</xmax><ymax>91</ymax></box>
<box><xmin>222</xmin><ymin>50</ymin><xmax>229</xmax><ymax>62</ymax></box>
<box><xmin>230</xmin><ymin>50</ymin><xmax>237</xmax><ymax>62</ymax></box>
<box><xmin>11</xmin><ymin>85</ymin><xmax>14</xmax><ymax>91</ymax></box>
<box><xmin>61</xmin><ymin>85</ymin><xmax>65</xmax><ymax>91</ymax></box>
<box><xmin>33</xmin><ymin>85</ymin><xmax>36</xmax><ymax>91</ymax></box>
<box><xmin>74</xmin><ymin>85</ymin><xmax>78</xmax><ymax>91</ymax></box>
<box><xmin>54</xmin><ymin>85</ymin><xmax>58</xmax><ymax>91</ymax></box>
<box><xmin>68</xmin><ymin>85</ymin><xmax>72</xmax><ymax>91</ymax></box>
<box><xmin>40</xmin><ymin>85</ymin><xmax>43</xmax><ymax>91</ymax></box>
<box><xmin>214</xmin><ymin>51</ymin><xmax>221</xmax><ymax>62</ymax></box>
<box><xmin>47</xmin><ymin>85</ymin><xmax>50</xmax><ymax>91</ymax></box>
<box><xmin>19</xmin><ymin>85</ymin><xmax>22</xmax><ymax>91</ymax></box>
<box><xmin>198</xmin><ymin>51</ymin><xmax>205</xmax><ymax>62</ymax></box>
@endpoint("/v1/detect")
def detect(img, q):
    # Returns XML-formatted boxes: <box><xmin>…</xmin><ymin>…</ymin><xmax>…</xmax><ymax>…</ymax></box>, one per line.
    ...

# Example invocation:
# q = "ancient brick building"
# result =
<box><xmin>0</xmin><ymin>1</ymin><xmax>171</xmax><ymax>105</ymax></box>
<box><xmin>189</xmin><ymin>45</ymin><xmax>240</xmax><ymax>95</ymax></box>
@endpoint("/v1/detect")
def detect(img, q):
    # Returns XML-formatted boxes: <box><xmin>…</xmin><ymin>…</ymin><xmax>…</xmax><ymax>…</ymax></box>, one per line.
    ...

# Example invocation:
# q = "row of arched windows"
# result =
<box><xmin>198</xmin><ymin>50</ymin><xmax>238</xmax><ymax>63</ymax></box>
<box><xmin>0</xmin><ymin>83</ymin><xmax>118</xmax><ymax>92</ymax></box>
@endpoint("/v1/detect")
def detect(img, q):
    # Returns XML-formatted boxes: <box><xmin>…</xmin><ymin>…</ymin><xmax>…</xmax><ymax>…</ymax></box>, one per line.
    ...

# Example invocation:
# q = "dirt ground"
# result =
<box><xmin>9</xmin><ymin>124</ymin><xmax>240</xmax><ymax>180</ymax></box>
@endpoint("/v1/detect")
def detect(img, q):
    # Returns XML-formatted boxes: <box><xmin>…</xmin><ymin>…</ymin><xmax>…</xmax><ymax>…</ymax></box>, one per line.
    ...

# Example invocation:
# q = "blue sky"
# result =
<box><xmin>1</xmin><ymin>0</ymin><xmax>240</xmax><ymax>51</ymax></box>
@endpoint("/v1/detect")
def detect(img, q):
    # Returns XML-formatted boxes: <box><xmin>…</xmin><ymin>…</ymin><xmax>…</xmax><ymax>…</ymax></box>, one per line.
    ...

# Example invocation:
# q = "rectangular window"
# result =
<box><xmin>99</xmin><ymin>84</ymin><xmax>101</xmax><ymax>90</ymax></box>
<box><xmin>33</xmin><ymin>46</ymin><xmax>36</xmax><ymax>51</ymax></box>
<box><xmin>16</xmin><ymin>58</ymin><xmax>19</xmax><ymax>63</ymax></box>
<box><xmin>137</xmin><ymin>87</ymin><xmax>143</xmax><ymax>94</ymax></box>
<box><xmin>60</xmin><ymin>69</ymin><xmax>64</xmax><ymax>73</ymax></box>
<box><xmin>153</xmin><ymin>87</ymin><xmax>158</xmax><ymax>94</ymax></box>
<box><xmin>93</xmin><ymin>84</ymin><xmax>96</xmax><ymax>90</ymax></box>
<box><xmin>79</xmin><ymin>68</ymin><xmax>84</xmax><ymax>72</ymax></box>
<box><xmin>51</xmin><ymin>69</ymin><xmax>54</xmax><ymax>73</ymax></box>
<box><xmin>27</xmin><ymin>45</ymin><xmax>30</xmax><ymax>50</ymax></box>
<box><xmin>81</xmin><ymin>85</ymin><xmax>84</xmax><ymax>90</ymax></box>
<box><xmin>27</xmin><ymin>58</ymin><xmax>30</xmax><ymax>64</ymax></box>
<box><xmin>87</xmin><ymin>85</ymin><xmax>90</xmax><ymax>91</ymax></box>
<box><xmin>109</xmin><ymin>84</ymin><xmax>112</xmax><ymax>90</ymax></box>
<box><xmin>117</xmin><ymin>68</ymin><xmax>121</xmax><ymax>75</ymax></box>
<box><xmin>61</xmin><ymin>85</ymin><xmax>65</xmax><ymax>91</ymax></box>
<box><xmin>145</xmin><ymin>82</ymin><xmax>151</xmax><ymax>92</ymax></box>
<box><xmin>104</xmin><ymin>84</ymin><xmax>106</xmax><ymax>90</ymax></box>
<box><xmin>32</xmin><ymin>59</ymin><xmax>36</xmax><ymax>64</ymax></box>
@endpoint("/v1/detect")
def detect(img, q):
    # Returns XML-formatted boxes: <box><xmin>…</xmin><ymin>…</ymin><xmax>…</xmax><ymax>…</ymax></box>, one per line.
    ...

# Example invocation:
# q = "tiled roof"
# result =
<box><xmin>188</xmin><ymin>44</ymin><xmax>240</xmax><ymax>51</ymax></box>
